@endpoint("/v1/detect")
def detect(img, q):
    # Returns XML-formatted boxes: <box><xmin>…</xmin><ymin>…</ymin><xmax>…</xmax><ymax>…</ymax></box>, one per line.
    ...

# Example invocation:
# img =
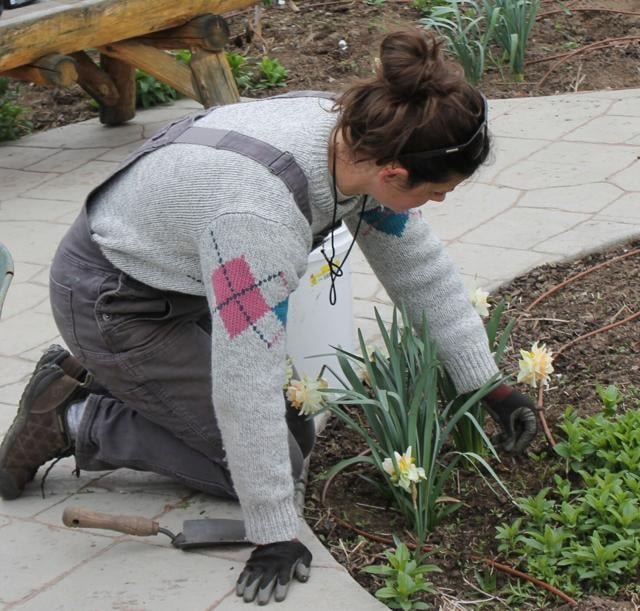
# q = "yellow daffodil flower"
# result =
<box><xmin>517</xmin><ymin>341</ymin><xmax>554</xmax><ymax>388</ymax></box>
<box><xmin>286</xmin><ymin>375</ymin><xmax>328</xmax><ymax>416</ymax></box>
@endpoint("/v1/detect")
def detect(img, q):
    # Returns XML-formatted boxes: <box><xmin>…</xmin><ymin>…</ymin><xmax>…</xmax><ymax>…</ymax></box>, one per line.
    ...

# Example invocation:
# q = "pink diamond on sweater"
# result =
<box><xmin>212</xmin><ymin>256</ymin><xmax>270</xmax><ymax>338</ymax></box>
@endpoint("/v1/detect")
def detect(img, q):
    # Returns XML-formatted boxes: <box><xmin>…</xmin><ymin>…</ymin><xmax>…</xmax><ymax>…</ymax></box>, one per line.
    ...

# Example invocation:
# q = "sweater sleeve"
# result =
<box><xmin>343</xmin><ymin>203</ymin><xmax>499</xmax><ymax>393</ymax></box>
<box><xmin>198</xmin><ymin>212</ymin><xmax>309</xmax><ymax>544</ymax></box>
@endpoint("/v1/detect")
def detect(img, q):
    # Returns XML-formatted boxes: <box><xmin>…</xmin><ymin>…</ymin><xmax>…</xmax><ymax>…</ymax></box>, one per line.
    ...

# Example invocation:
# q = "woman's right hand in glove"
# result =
<box><xmin>236</xmin><ymin>540</ymin><xmax>312</xmax><ymax>605</ymax></box>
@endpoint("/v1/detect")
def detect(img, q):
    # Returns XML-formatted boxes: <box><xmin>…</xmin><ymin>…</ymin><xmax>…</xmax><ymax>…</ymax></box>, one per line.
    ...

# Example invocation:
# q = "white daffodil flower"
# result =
<box><xmin>517</xmin><ymin>341</ymin><xmax>554</xmax><ymax>388</ymax></box>
<box><xmin>381</xmin><ymin>446</ymin><xmax>426</xmax><ymax>493</ymax></box>
<box><xmin>470</xmin><ymin>288</ymin><xmax>491</xmax><ymax>317</ymax></box>
<box><xmin>286</xmin><ymin>375</ymin><xmax>328</xmax><ymax>416</ymax></box>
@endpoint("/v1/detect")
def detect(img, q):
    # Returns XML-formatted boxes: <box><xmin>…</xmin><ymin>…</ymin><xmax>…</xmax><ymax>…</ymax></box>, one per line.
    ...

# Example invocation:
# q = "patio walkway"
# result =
<box><xmin>0</xmin><ymin>88</ymin><xmax>639</xmax><ymax>610</ymax></box>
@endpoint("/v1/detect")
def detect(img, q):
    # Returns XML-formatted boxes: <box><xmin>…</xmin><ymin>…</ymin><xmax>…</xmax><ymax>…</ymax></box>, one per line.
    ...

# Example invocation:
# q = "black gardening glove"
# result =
<box><xmin>236</xmin><ymin>540</ymin><xmax>312</xmax><ymax>605</ymax></box>
<box><xmin>483</xmin><ymin>384</ymin><xmax>538</xmax><ymax>453</ymax></box>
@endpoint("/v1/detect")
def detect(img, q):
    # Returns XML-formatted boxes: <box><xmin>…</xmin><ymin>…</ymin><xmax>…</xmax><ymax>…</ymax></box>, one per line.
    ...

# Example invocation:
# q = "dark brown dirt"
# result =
<box><xmin>304</xmin><ymin>239</ymin><xmax>640</xmax><ymax>610</ymax></box>
<box><xmin>7</xmin><ymin>0</ymin><xmax>640</xmax><ymax>133</ymax></box>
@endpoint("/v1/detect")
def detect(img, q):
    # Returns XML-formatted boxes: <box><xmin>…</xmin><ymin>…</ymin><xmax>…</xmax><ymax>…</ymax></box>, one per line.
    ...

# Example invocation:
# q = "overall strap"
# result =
<box><xmin>86</xmin><ymin>92</ymin><xmax>337</xmax><ymax>227</ymax></box>
<box><xmin>84</xmin><ymin>114</ymin><xmax>199</xmax><ymax>204</ymax></box>
<box><xmin>172</xmin><ymin>127</ymin><xmax>312</xmax><ymax>226</ymax></box>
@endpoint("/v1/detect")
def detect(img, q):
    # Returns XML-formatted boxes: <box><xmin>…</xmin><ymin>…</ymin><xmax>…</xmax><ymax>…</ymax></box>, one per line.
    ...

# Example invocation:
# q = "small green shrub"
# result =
<box><xmin>0</xmin><ymin>77</ymin><xmax>32</xmax><ymax>142</ymax></box>
<box><xmin>595</xmin><ymin>383</ymin><xmax>624</xmax><ymax>417</ymax></box>
<box><xmin>255</xmin><ymin>56</ymin><xmax>288</xmax><ymax>89</ymax></box>
<box><xmin>134</xmin><ymin>50</ymin><xmax>191</xmax><ymax>109</ymax></box>
<box><xmin>135</xmin><ymin>71</ymin><xmax>182</xmax><ymax>109</ymax></box>
<box><xmin>226</xmin><ymin>52</ymin><xmax>253</xmax><ymax>92</ymax></box>
<box><xmin>362</xmin><ymin>539</ymin><xmax>440</xmax><ymax>610</ymax></box>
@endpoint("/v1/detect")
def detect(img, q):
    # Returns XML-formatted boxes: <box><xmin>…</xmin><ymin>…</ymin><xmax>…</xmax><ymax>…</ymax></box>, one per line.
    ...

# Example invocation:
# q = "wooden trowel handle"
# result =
<box><xmin>62</xmin><ymin>506</ymin><xmax>160</xmax><ymax>536</ymax></box>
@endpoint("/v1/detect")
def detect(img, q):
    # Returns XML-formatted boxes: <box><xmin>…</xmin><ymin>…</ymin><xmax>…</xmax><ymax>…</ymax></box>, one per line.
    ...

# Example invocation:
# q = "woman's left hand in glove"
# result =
<box><xmin>483</xmin><ymin>384</ymin><xmax>538</xmax><ymax>453</ymax></box>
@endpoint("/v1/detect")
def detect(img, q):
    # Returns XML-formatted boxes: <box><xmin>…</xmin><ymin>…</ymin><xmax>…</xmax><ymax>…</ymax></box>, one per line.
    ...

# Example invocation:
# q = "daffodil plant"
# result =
<box><xmin>441</xmin><ymin>292</ymin><xmax>516</xmax><ymax>455</ymax></box>
<box><xmin>322</xmin><ymin>306</ymin><xmax>508</xmax><ymax>545</ymax></box>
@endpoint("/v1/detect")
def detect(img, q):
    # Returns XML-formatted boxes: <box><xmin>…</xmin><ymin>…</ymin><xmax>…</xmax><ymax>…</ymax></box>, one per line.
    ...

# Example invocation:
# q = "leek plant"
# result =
<box><xmin>419</xmin><ymin>0</ymin><xmax>500</xmax><ymax>85</ymax></box>
<box><xmin>485</xmin><ymin>0</ymin><xmax>541</xmax><ymax>81</ymax></box>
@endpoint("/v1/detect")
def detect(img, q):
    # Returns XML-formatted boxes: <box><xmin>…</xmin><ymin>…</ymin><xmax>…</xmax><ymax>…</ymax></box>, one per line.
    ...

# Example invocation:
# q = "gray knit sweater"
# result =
<box><xmin>89</xmin><ymin>96</ymin><xmax>499</xmax><ymax>544</ymax></box>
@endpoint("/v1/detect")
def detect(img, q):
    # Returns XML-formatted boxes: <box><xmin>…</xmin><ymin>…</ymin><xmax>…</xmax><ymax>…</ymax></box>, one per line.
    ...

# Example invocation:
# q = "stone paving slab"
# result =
<box><xmin>421</xmin><ymin>182</ymin><xmax>520</xmax><ymax>242</ymax></box>
<box><xmin>1</xmin><ymin>90</ymin><xmax>639</xmax><ymax>610</ymax></box>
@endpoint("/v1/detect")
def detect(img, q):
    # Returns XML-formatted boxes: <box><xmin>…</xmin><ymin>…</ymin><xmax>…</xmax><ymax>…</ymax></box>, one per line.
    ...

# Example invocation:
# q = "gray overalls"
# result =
<box><xmin>49</xmin><ymin>93</ymin><xmax>333</xmax><ymax>497</ymax></box>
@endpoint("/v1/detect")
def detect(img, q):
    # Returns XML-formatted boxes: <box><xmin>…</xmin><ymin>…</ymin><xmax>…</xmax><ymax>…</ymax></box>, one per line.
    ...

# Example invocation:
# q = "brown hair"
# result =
<box><xmin>335</xmin><ymin>28</ymin><xmax>489</xmax><ymax>186</ymax></box>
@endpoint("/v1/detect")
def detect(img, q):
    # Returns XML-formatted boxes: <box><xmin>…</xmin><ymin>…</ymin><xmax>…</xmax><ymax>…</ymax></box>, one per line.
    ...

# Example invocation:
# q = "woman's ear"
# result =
<box><xmin>379</xmin><ymin>163</ymin><xmax>409</xmax><ymax>185</ymax></box>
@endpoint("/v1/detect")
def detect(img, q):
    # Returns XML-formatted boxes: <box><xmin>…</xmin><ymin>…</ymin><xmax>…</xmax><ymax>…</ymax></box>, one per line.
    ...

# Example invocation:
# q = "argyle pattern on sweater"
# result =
<box><xmin>360</xmin><ymin>207</ymin><xmax>419</xmax><ymax>238</ymax></box>
<box><xmin>210</xmin><ymin>235</ymin><xmax>289</xmax><ymax>347</ymax></box>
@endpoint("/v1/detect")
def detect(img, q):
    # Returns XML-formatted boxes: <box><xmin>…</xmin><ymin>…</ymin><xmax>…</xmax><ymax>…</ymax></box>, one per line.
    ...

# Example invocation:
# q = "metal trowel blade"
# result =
<box><xmin>172</xmin><ymin>518</ymin><xmax>248</xmax><ymax>549</ymax></box>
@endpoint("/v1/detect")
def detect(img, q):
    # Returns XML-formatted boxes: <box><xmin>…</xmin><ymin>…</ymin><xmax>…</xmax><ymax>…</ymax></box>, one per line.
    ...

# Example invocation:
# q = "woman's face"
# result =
<box><xmin>370</xmin><ymin>169</ymin><xmax>466</xmax><ymax>212</ymax></box>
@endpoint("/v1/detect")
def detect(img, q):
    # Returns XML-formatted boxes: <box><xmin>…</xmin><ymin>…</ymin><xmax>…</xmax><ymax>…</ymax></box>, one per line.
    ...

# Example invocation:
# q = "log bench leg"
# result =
<box><xmin>189</xmin><ymin>49</ymin><xmax>239</xmax><ymax>108</ymax></box>
<box><xmin>99</xmin><ymin>54</ymin><xmax>136</xmax><ymax>126</ymax></box>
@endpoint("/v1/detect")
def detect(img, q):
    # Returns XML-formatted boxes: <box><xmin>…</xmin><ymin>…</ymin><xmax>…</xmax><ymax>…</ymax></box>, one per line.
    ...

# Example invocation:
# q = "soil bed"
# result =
<box><xmin>7</xmin><ymin>0</ymin><xmax>640</xmax><ymax>132</ymax></box>
<box><xmin>304</xmin><ymin>238</ymin><xmax>640</xmax><ymax>610</ymax></box>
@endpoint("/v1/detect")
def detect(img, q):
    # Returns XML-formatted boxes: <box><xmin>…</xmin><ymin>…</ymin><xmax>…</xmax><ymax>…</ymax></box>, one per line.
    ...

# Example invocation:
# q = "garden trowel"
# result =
<box><xmin>62</xmin><ymin>506</ymin><xmax>248</xmax><ymax>550</ymax></box>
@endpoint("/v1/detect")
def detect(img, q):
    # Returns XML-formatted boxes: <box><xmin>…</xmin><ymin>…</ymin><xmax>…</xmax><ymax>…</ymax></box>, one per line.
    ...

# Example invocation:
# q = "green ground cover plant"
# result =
<box><xmin>226</xmin><ymin>51</ymin><xmax>253</xmax><ymax>92</ymax></box>
<box><xmin>135</xmin><ymin>70</ymin><xmax>183</xmax><ymax>109</ymax></box>
<box><xmin>495</xmin><ymin>387</ymin><xmax>640</xmax><ymax>604</ymax></box>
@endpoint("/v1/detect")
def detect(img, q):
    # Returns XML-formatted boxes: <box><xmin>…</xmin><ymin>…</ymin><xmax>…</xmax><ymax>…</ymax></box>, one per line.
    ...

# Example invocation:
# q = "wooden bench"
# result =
<box><xmin>0</xmin><ymin>0</ymin><xmax>258</xmax><ymax>125</ymax></box>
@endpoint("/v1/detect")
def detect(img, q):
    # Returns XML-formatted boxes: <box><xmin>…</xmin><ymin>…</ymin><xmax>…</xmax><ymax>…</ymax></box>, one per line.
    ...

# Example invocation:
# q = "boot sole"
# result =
<box><xmin>0</xmin><ymin>366</ymin><xmax>60</xmax><ymax>500</ymax></box>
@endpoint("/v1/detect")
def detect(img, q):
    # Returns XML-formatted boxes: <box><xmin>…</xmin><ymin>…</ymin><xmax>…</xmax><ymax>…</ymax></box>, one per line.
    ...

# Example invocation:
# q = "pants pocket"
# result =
<box><xmin>95</xmin><ymin>276</ymin><xmax>176</xmax><ymax>355</ymax></box>
<box><xmin>49</xmin><ymin>275</ymin><xmax>79</xmax><ymax>352</ymax></box>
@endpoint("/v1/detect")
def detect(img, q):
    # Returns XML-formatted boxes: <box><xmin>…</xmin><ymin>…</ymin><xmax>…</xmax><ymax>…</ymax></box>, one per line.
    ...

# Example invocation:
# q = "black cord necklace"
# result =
<box><xmin>321</xmin><ymin>131</ymin><xmax>368</xmax><ymax>305</ymax></box>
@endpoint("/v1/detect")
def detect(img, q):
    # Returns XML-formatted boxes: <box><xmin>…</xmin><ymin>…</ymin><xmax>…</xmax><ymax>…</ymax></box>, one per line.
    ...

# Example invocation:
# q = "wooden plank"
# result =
<box><xmin>98</xmin><ymin>40</ymin><xmax>199</xmax><ymax>100</ymax></box>
<box><xmin>138</xmin><ymin>14</ymin><xmax>230</xmax><ymax>51</ymax></box>
<box><xmin>0</xmin><ymin>0</ymin><xmax>258</xmax><ymax>72</ymax></box>
<box><xmin>99</xmin><ymin>54</ymin><xmax>136</xmax><ymax>125</ymax></box>
<box><xmin>2</xmin><ymin>53</ymin><xmax>77</xmax><ymax>87</ymax></box>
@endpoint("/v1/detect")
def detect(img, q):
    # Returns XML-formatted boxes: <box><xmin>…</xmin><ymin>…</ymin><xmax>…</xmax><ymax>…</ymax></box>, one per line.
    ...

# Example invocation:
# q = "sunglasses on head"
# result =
<box><xmin>398</xmin><ymin>94</ymin><xmax>488</xmax><ymax>162</ymax></box>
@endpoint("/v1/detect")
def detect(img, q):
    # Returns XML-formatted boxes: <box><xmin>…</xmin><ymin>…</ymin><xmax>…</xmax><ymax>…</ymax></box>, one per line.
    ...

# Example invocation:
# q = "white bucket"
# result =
<box><xmin>286</xmin><ymin>224</ymin><xmax>354</xmax><ymax>388</ymax></box>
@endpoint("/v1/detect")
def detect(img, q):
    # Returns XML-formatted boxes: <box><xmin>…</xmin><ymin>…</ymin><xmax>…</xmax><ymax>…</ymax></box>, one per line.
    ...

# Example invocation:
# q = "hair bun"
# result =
<box><xmin>378</xmin><ymin>28</ymin><xmax>459</xmax><ymax>101</ymax></box>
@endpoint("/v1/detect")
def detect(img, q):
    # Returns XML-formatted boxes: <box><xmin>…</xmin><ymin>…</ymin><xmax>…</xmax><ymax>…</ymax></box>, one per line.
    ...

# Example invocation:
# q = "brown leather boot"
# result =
<box><xmin>0</xmin><ymin>363</ymin><xmax>87</xmax><ymax>500</ymax></box>
<box><xmin>35</xmin><ymin>344</ymin><xmax>108</xmax><ymax>395</ymax></box>
<box><xmin>36</xmin><ymin>344</ymin><xmax>89</xmax><ymax>385</ymax></box>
